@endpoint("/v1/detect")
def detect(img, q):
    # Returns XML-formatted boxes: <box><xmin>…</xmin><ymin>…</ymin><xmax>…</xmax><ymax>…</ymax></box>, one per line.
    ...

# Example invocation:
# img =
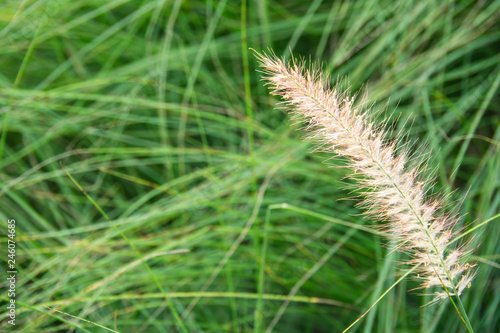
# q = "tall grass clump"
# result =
<box><xmin>256</xmin><ymin>51</ymin><xmax>477</xmax><ymax>332</ymax></box>
<box><xmin>1</xmin><ymin>0</ymin><xmax>498</xmax><ymax>331</ymax></box>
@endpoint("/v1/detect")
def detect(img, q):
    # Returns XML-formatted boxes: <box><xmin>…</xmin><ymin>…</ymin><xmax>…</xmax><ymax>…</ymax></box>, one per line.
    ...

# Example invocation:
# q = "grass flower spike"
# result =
<box><xmin>256</xmin><ymin>51</ymin><xmax>476</xmax><ymax>310</ymax></box>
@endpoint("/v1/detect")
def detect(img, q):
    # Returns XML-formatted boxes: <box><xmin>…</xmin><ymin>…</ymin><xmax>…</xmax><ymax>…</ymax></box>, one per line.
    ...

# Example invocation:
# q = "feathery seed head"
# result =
<box><xmin>256</xmin><ymin>50</ymin><xmax>475</xmax><ymax>304</ymax></box>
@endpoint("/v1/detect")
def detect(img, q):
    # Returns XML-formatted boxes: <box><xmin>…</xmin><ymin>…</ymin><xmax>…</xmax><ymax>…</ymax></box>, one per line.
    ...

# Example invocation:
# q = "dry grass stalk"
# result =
<box><xmin>256</xmin><ymin>50</ymin><xmax>475</xmax><ymax>305</ymax></box>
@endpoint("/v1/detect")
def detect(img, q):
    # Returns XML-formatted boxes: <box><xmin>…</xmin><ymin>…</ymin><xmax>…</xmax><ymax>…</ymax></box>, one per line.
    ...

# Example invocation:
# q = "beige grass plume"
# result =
<box><xmin>256</xmin><ymin>50</ymin><xmax>475</xmax><ymax>305</ymax></box>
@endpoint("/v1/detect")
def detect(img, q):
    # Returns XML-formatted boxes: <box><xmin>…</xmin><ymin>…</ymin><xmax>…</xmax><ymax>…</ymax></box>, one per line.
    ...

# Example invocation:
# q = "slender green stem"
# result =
<box><xmin>254</xmin><ymin>205</ymin><xmax>272</xmax><ymax>333</ymax></box>
<box><xmin>342</xmin><ymin>264</ymin><xmax>421</xmax><ymax>333</ymax></box>
<box><xmin>0</xmin><ymin>296</ymin><xmax>92</xmax><ymax>333</ymax></box>
<box><xmin>449</xmin><ymin>213</ymin><xmax>500</xmax><ymax>245</ymax></box>
<box><xmin>61</xmin><ymin>164</ymin><xmax>188</xmax><ymax>333</ymax></box>
<box><xmin>241</xmin><ymin>0</ymin><xmax>256</xmax><ymax>193</ymax></box>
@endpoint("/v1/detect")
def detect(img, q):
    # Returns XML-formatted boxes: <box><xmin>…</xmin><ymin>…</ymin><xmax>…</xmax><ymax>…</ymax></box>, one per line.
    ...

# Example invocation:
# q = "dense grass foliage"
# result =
<box><xmin>0</xmin><ymin>1</ymin><xmax>499</xmax><ymax>332</ymax></box>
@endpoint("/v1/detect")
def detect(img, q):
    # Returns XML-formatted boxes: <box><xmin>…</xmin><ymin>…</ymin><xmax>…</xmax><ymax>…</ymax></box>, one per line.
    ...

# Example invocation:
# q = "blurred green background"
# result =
<box><xmin>0</xmin><ymin>0</ymin><xmax>499</xmax><ymax>332</ymax></box>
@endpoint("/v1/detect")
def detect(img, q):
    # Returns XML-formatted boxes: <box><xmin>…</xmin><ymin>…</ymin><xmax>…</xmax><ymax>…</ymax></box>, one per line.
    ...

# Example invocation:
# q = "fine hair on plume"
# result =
<box><xmin>254</xmin><ymin>49</ymin><xmax>477</xmax><ymax>330</ymax></box>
